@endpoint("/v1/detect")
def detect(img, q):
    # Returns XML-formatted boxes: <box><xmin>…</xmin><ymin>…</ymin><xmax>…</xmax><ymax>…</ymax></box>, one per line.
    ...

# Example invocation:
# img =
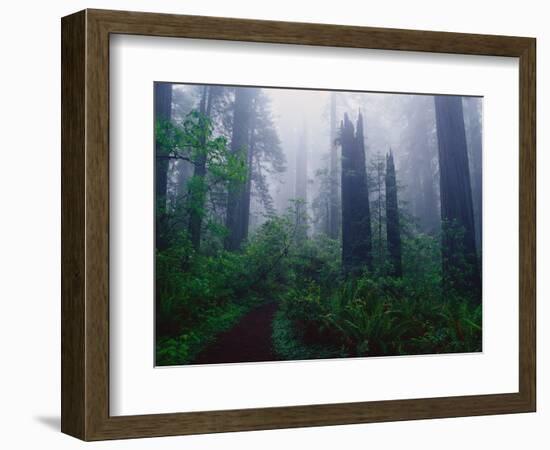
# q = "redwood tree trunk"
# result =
<box><xmin>434</xmin><ymin>95</ymin><xmax>481</xmax><ymax>299</ymax></box>
<box><xmin>340</xmin><ymin>112</ymin><xmax>372</xmax><ymax>274</ymax></box>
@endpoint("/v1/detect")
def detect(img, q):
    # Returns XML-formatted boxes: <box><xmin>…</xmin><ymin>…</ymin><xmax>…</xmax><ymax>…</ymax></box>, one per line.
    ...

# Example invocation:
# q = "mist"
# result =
<box><xmin>250</xmin><ymin>87</ymin><xmax>481</xmax><ymax>241</ymax></box>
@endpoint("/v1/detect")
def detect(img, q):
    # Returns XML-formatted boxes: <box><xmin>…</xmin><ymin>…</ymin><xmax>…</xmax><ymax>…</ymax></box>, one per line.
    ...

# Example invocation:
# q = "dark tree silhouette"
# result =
<box><xmin>434</xmin><ymin>95</ymin><xmax>480</xmax><ymax>299</ymax></box>
<box><xmin>225</xmin><ymin>87</ymin><xmax>256</xmax><ymax>251</ymax></box>
<box><xmin>340</xmin><ymin>112</ymin><xmax>372</xmax><ymax>274</ymax></box>
<box><xmin>385</xmin><ymin>150</ymin><xmax>402</xmax><ymax>277</ymax></box>
<box><xmin>154</xmin><ymin>82</ymin><xmax>173</xmax><ymax>251</ymax></box>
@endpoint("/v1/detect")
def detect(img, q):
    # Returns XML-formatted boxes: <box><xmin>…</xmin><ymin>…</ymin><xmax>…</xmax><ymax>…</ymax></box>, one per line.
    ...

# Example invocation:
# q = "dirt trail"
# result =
<box><xmin>192</xmin><ymin>302</ymin><xmax>278</xmax><ymax>365</ymax></box>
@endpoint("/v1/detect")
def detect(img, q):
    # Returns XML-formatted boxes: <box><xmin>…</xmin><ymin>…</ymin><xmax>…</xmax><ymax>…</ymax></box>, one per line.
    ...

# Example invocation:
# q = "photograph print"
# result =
<box><xmin>154</xmin><ymin>82</ymin><xmax>482</xmax><ymax>366</ymax></box>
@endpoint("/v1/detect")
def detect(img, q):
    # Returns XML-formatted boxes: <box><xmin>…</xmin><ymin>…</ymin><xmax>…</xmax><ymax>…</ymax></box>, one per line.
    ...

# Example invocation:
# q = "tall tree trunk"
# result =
<box><xmin>385</xmin><ymin>150</ymin><xmax>402</xmax><ymax>277</ymax></box>
<box><xmin>463</xmin><ymin>97</ymin><xmax>482</xmax><ymax>256</ymax></box>
<box><xmin>155</xmin><ymin>82</ymin><xmax>173</xmax><ymax>251</ymax></box>
<box><xmin>329</xmin><ymin>93</ymin><xmax>340</xmax><ymax>239</ymax></box>
<box><xmin>225</xmin><ymin>87</ymin><xmax>255</xmax><ymax>251</ymax></box>
<box><xmin>434</xmin><ymin>95</ymin><xmax>481</xmax><ymax>299</ymax></box>
<box><xmin>295</xmin><ymin>124</ymin><xmax>308</xmax><ymax>241</ymax></box>
<box><xmin>341</xmin><ymin>112</ymin><xmax>372</xmax><ymax>274</ymax></box>
<box><xmin>188</xmin><ymin>86</ymin><xmax>214</xmax><ymax>251</ymax></box>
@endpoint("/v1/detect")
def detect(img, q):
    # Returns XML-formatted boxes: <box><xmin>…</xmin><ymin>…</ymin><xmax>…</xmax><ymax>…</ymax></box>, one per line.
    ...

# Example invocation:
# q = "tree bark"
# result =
<box><xmin>434</xmin><ymin>95</ymin><xmax>481</xmax><ymax>299</ymax></box>
<box><xmin>341</xmin><ymin>112</ymin><xmax>372</xmax><ymax>275</ymax></box>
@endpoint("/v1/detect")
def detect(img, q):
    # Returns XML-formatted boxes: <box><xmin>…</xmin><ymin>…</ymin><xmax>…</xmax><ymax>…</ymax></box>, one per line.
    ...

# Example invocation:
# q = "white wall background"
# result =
<box><xmin>0</xmin><ymin>0</ymin><xmax>546</xmax><ymax>448</ymax></box>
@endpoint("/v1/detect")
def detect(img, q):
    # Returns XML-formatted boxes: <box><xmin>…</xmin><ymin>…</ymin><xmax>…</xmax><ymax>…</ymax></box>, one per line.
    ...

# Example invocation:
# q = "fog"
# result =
<box><xmin>168</xmin><ymin>83</ymin><xmax>482</xmax><ymax>245</ymax></box>
<box><xmin>258</xmin><ymin>87</ymin><xmax>481</xmax><ymax>240</ymax></box>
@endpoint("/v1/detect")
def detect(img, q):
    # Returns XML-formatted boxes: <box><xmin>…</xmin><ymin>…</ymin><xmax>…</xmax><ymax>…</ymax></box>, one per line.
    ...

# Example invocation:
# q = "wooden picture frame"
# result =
<box><xmin>61</xmin><ymin>8</ymin><xmax>536</xmax><ymax>441</ymax></box>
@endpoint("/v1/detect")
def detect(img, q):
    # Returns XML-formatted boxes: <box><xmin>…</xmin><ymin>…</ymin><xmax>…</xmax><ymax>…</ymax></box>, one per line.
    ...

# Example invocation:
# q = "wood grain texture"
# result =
<box><xmin>518</xmin><ymin>38</ymin><xmax>536</xmax><ymax>409</ymax></box>
<box><xmin>60</xmin><ymin>8</ymin><xmax>537</xmax><ymax>441</ymax></box>
<box><xmin>61</xmin><ymin>10</ymin><xmax>86</xmax><ymax>439</ymax></box>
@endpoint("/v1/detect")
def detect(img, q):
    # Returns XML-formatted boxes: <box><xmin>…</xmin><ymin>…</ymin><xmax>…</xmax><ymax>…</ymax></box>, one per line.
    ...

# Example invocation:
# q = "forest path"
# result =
<box><xmin>193</xmin><ymin>302</ymin><xmax>278</xmax><ymax>365</ymax></box>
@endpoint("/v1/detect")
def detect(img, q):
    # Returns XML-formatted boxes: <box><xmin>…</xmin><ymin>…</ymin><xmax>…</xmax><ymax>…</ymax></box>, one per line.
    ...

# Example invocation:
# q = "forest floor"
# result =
<box><xmin>192</xmin><ymin>302</ymin><xmax>278</xmax><ymax>365</ymax></box>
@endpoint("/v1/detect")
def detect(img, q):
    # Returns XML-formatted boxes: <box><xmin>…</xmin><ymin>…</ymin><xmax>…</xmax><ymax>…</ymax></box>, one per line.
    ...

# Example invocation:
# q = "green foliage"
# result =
<box><xmin>156</xmin><ymin>302</ymin><xmax>248</xmax><ymax>366</ymax></box>
<box><xmin>402</xmin><ymin>231</ymin><xmax>442</xmax><ymax>295</ymax></box>
<box><xmin>274</xmin><ymin>230</ymin><xmax>481</xmax><ymax>361</ymax></box>
<box><xmin>156</xmin><ymin>111</ymin><xmax>235</xmax><ymax>169</ymax></box>
<box><xmin>155</xmin><ymin>105</ymin><xmax>294</xmax><ymax>365</ymax></box>
<box><xmin>156</xmin><ymin>233</ymin><xmax>247</xmax><ymax>335</ymax></box>
<box><xmin>156</xmin><ymin>196</ymin><xmax>481</xmax><ymax>365</ymax></box>
<box><xmin>287</xmin><ymin>234</ymin><xmax>341</xmax><ymax>292</ymax></box>
<box><xmin>155</xmin><ymin>209</ymin><xmax>300</xmax><ymax>365</ymax></box>
<box><xmin>155</xmin><ymin>232</ymin><xmax>261</xmax><ymax>365</ymax></box>
<box><xmin>276</xmin><ymin>271</ymin><xmax>481</xmax><ymax>360</ymax></box>
<box><xmin>441</xmin><ymin>219</ymin><xmax>481</xmax><ymax>298</ymax></box>
<box><xmin>272</xmin><ymin>309</ymin><xmax>345</xmax><ymax>361</ymax></box>
<box><xmin>155</xmin><ymin>110</ymin><xmax>247</xmax><ymax>249</ymax></box>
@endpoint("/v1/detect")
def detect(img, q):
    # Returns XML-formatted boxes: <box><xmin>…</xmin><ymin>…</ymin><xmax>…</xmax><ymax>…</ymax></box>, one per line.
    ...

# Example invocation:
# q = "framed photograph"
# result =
<box><xmin>61</xmin><ymin>9</ymin><xmax>536</xmax><ymax>440</ymax></box>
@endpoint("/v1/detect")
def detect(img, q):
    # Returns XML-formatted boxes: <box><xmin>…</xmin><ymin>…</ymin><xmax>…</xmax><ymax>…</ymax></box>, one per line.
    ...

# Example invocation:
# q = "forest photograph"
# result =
<box><xmin>154</xmin><ymin>82</ymin><xmax>483</xmax><ymax>366</ymax></box>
